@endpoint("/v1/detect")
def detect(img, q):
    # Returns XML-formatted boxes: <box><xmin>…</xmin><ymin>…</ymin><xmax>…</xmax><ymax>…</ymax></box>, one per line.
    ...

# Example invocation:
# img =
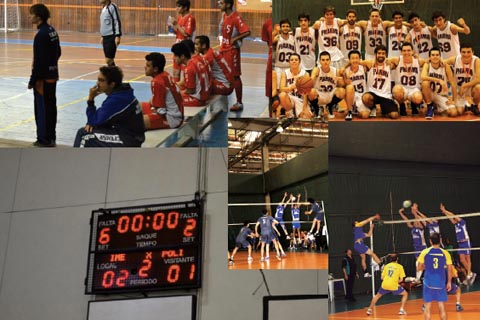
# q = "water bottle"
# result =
<box><xmin>167</xmin><ymin>16</ymin><xmax>174</xmax><ymax>34</ymax></box>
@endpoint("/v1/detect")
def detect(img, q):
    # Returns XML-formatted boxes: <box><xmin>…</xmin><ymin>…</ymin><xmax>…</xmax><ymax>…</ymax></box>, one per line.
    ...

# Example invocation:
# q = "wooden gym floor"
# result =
<box><xmin>228</xmin><ymin>250</ymin><xmax>328</xmax><ymax>270</ymax></box>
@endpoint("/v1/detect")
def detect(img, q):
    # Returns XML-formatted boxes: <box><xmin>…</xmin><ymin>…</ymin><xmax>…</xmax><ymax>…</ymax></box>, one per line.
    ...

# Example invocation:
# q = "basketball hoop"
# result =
<box><xmin>371</xmin><ymin>0</ymin><xmax>383</xmax><ymax>10</ymax></box>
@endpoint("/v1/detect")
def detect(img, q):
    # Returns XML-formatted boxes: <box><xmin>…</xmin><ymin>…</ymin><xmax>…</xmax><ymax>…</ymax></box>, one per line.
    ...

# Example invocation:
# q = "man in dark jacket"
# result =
<box><xmin>28</xmin><ymin>4</ymin><xmax>61</xmax><ymax>147</ymax></box>
<box><xmin>342</xmin><ymin>248</ymin><xmax>359</xmax><ymax>301</ymax></box>
<box><xmin>73</xmin><ymin>66</ymin><xmax>145</xmax><ymax>147</ymax></box>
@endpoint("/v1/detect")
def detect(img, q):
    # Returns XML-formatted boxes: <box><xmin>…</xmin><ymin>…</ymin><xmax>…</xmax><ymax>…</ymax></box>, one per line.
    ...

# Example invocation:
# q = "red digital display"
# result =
<box><xmin>85</xmin><ymin>201</ymin><xmax>202</xmax><ymax>294</ymax></box>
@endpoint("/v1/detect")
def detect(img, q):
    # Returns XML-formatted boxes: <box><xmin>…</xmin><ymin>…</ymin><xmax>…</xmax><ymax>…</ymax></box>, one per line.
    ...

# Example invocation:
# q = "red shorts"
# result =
<box><xmin>141</xmin><ymin>102</ymin><xmax>170</xmax><ymax>129</ymax></box>
<box><xmin>211</xmin><ymin>80</ymin><xmax>233</xmax><ymax>96</ymax></box>
<box><xmin>221</xmin><ymin>47</ymin><xmax>241</xmax><ymax>77</ymax></box>
<box><xmin>182</xmin><ymin>94</ymin><xmax>205</xmax><ymax>107</ymax></box>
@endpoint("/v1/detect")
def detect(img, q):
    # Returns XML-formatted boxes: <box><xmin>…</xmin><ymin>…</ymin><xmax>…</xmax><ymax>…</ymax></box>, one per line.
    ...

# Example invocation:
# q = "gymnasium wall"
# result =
<box><xmin>0</xmin><ymin>149</ymin><xmax>327</xmax><ymax>320</ymax></box>
<box><xmin>228</xmin><ymin>144</ymin><xmax>328</xmax><ymax>248</ymax></box>
<box><xmin>15</xmin><ymin>0</ymin><xmax>269</xmax><ymax>38</ymax></box>
<box><xmin>328</xmin><ymin>157</ymin><xmax>480</xmax><ymax>294</ymax></box>
<box><xmin>273</xmin><ymin>0</ymin><xmax>480</xmax><ymax>53</ymax></box>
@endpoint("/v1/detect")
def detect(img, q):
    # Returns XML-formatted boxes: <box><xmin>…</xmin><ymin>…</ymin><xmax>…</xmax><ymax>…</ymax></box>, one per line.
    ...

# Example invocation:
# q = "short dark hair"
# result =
<box><xmin>389</xmin><ymin>253</ymin><xmax>399</xmax><ymax>262</ymax></box>
<box><xmin>401</xmin><ymin>42</ymin><xmax>413</xmax><ymax>50</ymax></box>
<box><xmin>429</xmin><ymin>47</ymin><xmax>441</xmax><ymax>56</ymax></box>
<box><xmin>30</xmin><ymin>4</ymin><xmax>50</xmax><ymax>22</ymax></box>
<box><xmin>374</xmin><ymin>44</ymin><xmax>388</xmax><ymax>54</ymax></box>
<box><xmin>307</xmin><ymin>197</ymin><xmax>315</xmax><ymax>204</ymax></box>
<box><xmin>171</xmin><ymin>42</ymin><xmax>191</xmax><ymax>59</ymax></box>
<box><xmin>324</xmin><ymin>5</ymin><xmax>335</xmax><ymax>15</ymax></box>
<box><xmin>369</xmin><ymin>8</ymin><xmax>381</xmax><ymax>15</ymax></box>
<box><xmin>432</xmin><ymin>10</ymin><xmax>445</xmax><ymax>21</ymax></box>
<box><xmin>430</xmin><ymin>232</ymin><xmax>441</xmax><ymax>245</ymax></box>
<box><xmin>176</xmin><ymin>0</ymin><xmax>190</xmax><ymax>10</ymax></box>
<box><xmin>181</xmin><ymin>39</ymin><xmax>195</xmax><ymax>54</ymax></box>
<box><xmin>145</xmin><ymin>52</ymin><xmax>166</xmax><ymax>73</ymax></box>
<box><xmin>99</xmin><ymin>66</ymin><xmax>123</xmax><ymax>89</ymax></box>
<box><xmin>279</xmin><ymin>18</ymin><xmax>291</xmax><ymax>27</ymax></box>
<box><xmin>348</xmin><ymin>50</ymin><xmax>362</xmax><ymax>59</ymax></box>
<box><xmin>319</xmin><ymin>51</ymin><xmax>331</xmax><ymax>60</ymax></box>
<box><xmin>289</xmin><ymin>52</ymin><xmax>301</xmax><ymax>62</ymax></box>
<box><xmin>224</xmin><ymin>0</ymin><xmax>234</xmax><ymax>9</ymax></box>
<box><xmin>460</xmin><ymin>42</ymin><xmax>474</xmax><ymax>50</ymax></box>
<box><xmin>392</xmin><ymin>11</ymin><xmax>403</xmax><ymax>19</ymax></box>
<box><xmin>196</xmin><ymin>35</ymin><xmax>210</xmax><ymax>50</ymax></box>
<box><xmin>243</xmin><ymin>221</ymin><xmax>250</xmax><ymax>227</ymax></box>
<box><xmin>408</xmin><ymin>12</ymin><xmax>420</xmax><ymax>22</ymax></box>
<box><xmin>346</xmin><ymin>9</ymin><xmax>357</xmax><ymax>17</ymax></box>
<box><xmin>298</xmin><ymin>12</ymin><xmax>310</xmax><ymax>21</ymax></box>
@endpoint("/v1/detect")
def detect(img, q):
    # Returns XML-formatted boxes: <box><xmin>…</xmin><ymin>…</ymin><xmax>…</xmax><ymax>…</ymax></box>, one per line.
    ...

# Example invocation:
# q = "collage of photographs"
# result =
<box><xmin>0</xmin><ymin>0</ymin><xmax>480</xmax><ymax>319</ymax></box>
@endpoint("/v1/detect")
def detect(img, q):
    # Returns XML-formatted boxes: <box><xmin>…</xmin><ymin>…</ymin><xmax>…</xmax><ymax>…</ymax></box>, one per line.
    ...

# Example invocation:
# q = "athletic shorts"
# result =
<box><xmin>353</xmin><ymin>94</ymin><xmax>369</xmax><ymax>113</ymax></box>
<box><xmin>221</xmin><ymin>47</ymin><xmax>241</xmax><ymax>76</ymax></box>
<box><xmin>354</xmin><ymin>241</ymin><xmax>369</xmax><ymax>254</ymax></box>
<box><xmin>235</xmin><ymin>240</ymin><xmax>250</xmax><ymax>249</ymax></box>
<box><xmin>141</xmin><ymin>102</ymin><xmax>171</xmax><ymax>129</ymax></box>
<box><xmin>288</xmin><ymin>94</ymin><xmax>305</xmax><ymax>117</ymax></box>
<box><xmin>423</xmin><ymin>286</ymin><xmax>447</xmax><ymax>302</ymax></box>
<box><xmin>432</xmin><ymin>94</ymin><xmax>455</xmax><ymax>113</ymax></box>
<box><xmin>365</xmin><ymin>92</ymin><xmax>398</xmax><ymax>115</ymax></box>
<box><xmin>455</xmin><ymin>88</ymin><xmax>472</xmax><ymax>108</ymax></box>
<box><xmin>275</xmin><ymin>217</ymin><xmax>286</xmax><ymax>227</ymax></box>
<box><xmin>261</xmin><ymin>233</ymin><xmax>275</xmax><ymax>245</ymax></box>
<box><xmin>274</xmin><ymin>66</ymin><xmax>288</xmax><ymax>87</ymax></box>
<box><xmin>457</xmin><ymin>240</ymin><xmax>471</xmax><ymax>255</ymax></box>
<box><xmin>315</xmin><ymin>211</ymin><xmax>324</xmax><ymax>221</ymax></box>
<box><xmin>378</xmin><ymin>285</ymin><xmax>404</xmax><ymax>295</ymax></box>
<box><xmin>448</xmin><ymin>283</ymin><xmax>458</xmax><ymax>295</ymax></box>
<box><xmin>211</xmin><ymin>79</ymin><xmax>233</xmax><ymax>96</ymax></box>
<box><xmin>315</xmin><ymin>89</ymin><xmax>335</xmax><ymax>106</ymax></box>
<box><xmin>102</xmin><ymin>35</ymin><xmax>117</xmax><ymax>59</ymax></box>
<box><xmin>396</xmin><ymin>86</ymin><xmax>421</xmax><ymax>101</ymax></box>
<box><xmin>292</xmin><ymin>220</ymin><xmax>301</xmax><ymax>229</ymax></box>
<box><xmin>182</xmin><ymin>93</ymin><xmax>205</xmax><ymax>107</ymax></box>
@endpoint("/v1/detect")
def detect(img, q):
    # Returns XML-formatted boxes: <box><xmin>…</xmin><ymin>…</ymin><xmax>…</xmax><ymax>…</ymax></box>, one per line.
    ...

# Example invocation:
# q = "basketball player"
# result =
<box><xmin>417</xmin><ymin>232</ymin><xmax>453</xmax><ymax>320</ymax></box>
<box><xmin>290</xmin><ymin>194</ymin><xmax>302</xmax><ymax>249</ymax></box>
<box><xmin>440</xmin><ymin>203</ymin><xmax>476</xmax><ymax>285</ymax></box>
<box><xmin>218</xmin><ymin>0</ymin><xmax>251</xmax><ymax>112</ymax></box>
<box><xmin>387</xmin><ymin>11</ymin><xmax>409</xmax><ymax>58</ymax></box>
<box><xmin>405</xmin><ymin>13</ymin><xmax>434</xmax><ymax>60</ymax></box>
<box><xmin>305</xmin><ymin>197</ymin><xmax>324</xmax><ymax>236</ymax></box>
<box><xmin>366</xmin><ymin>254</ymin><xmax>408</xmax><ymax>316</ymax></box>
<box><xmin>307</xmin><ymin>51</ymin><xmax>345</xmax><ymax>119</ymax></box>
<box><xmin>340</xmin><ymin>50</ymin><xmax>368</xmax><ymax>120</ymax></box>
<box><xmin>353</xmin><ymin>214</ymin><xmax>383</xmax><ymax>278</ymax></box>
<box><xmin>443</xmin><ymin>43</ymin><xmax>480</xmax><ymax>115</ymax></box>
<box><xmin>274</xmin><ymin>192</ymin><xmax>291</xmax><ymax>238</ymax></box>
<box><xmin>229</xmin><ymin>221</ymin><xmax>254</xmax><ymax>264</ymax></box>
<box><xmin>431</xmin><ymin>11</ymin><xmax>470</xmax><ymax>59</ymax></box>
<box><xmin>399</xmin><ymin>206</ymin><xmax>426</xmax><ymax>284</ymax></box>
<box><xmin>255</xmin><ymin>209</ymin><xmax>282</xmax><ymax>262</ymax></box>
<box><xmin>389</xmin><ymin>42</ymin><xmax>425</xmax><ymax>117</ymax></box>
<box><xmin>340</xmin><ymin>10</ymin><xmax>363</xmax><ymax>66</ymax></box>
<box><xmin>273</xmin><ymin>19</ymin><xmax>296</xmax><ymax>87</ymax></box>
<box><xmin>421</xmin><ymin>47</ymin><xmax>458</xmax><ymax>118</ymax></box>
<box><xmin>293</xmin><ymin>13</ymin><xmax>317</xmax><ymax>73</ymax></box>
<box><xmin>361</xmin><ymin>45</ymin><xmax>399</xmax><ymax>118</ymax></box>
<box><xmin>357</xmin><ymin>9</ymin><xmax>389</xmax><ymax>61</ymax></box>
<box><xmin>171</xmin><ymin>0</ymin><xmax>196</xmax><ymax>82</ymax></box>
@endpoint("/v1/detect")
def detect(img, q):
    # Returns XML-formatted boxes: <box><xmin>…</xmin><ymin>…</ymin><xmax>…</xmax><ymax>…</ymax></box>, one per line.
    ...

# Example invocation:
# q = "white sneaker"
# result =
<box><xmin>364</xmin><ymin>272</ymin><xmax>372</xmax><ymax>278</ymax></box>
<box><xmin>281</xmin><ymin>253</ymin><xmax>287</xmax><ymax>257</ymax></box>
<box><xmin>369</xmin><ymin>108</ymin><xmax>377</xmax><ymax>117</ymax></box>
<box><xmin>468</xmin><ymin>273</ymin><xmax>477</xmax><ymax>285</ymax></box>
<box><xmin>276</xmin><ymin>254</ymin><xmax>281</xmax><ymax>260</ymax></box>
<box><xmin>366</xmin><ymin>308</ymin><xmax>372</xmax><ymax>315</ymax></box>
<box><xmin>398</xmin><ymin>309</ymin><xmax>407</xmax><ymax>315</ymax></box>
<box><xmin>286</xmin><ymin>235</ymin><xmax>291</xmax><ymax>240</ymax></box>
<box><xmin>265</xmin><ymin>256</ymin><xmax>270</xmax><ymax>261</ymax></box>
<box><xmin>260</xmin><ymin>257</ymin><xmax>265</xmax><ymax>262</ymax></box>
<box><xmin>247</xmin><ymin>257</ymin><xmax>253</xmax><ymax>263</ymax></box>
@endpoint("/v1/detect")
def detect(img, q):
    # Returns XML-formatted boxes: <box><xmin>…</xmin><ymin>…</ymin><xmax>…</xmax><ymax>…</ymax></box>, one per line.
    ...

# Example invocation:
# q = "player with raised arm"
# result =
<box><xmin>274</xmin><ymin>192</ymin><xmax>291</xmax><ymax>239</ymax></box>
<box><xmin>305</xmin><ymin>198</ymin><xmax>324</xmax><ymax>237</ymax></box>
<box><xmin>290</xmin><ymin>194</ymin><xmax>302</xmax><ymax>249</ymax></box>
<box><xmin>431</xmin><ymin>11</ymin><xmax>470</xmax><ymax>59</ymax></box>
<box><xmin>353</xmin><ymin>214</ymin><xmax>383</xmax><ymax>278</ymax></box>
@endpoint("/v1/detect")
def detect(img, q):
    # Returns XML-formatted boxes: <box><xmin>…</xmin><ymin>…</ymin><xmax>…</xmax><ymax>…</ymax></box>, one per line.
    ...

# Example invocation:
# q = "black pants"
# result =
<box><xmin>33</xmin><ymin>80</ymin><xmax>57</xmax><ymax>144</ymax></box>
<box><xmin>345</xmin><ymin>275</ymin><xmax>355</xmax><ymax>300</ymax></box>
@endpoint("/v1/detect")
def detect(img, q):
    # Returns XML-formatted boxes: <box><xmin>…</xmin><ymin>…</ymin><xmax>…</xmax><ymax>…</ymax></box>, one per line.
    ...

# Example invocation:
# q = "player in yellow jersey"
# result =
<box><xmin>367</xmin><ymin>253</ymin><xmax>408</xmax><ymax>316</ymax></box>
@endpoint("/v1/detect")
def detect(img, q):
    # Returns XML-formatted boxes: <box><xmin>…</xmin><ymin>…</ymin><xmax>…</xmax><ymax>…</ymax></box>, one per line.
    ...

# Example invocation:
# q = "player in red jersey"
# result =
<box><xmin>171</xmin><ymin>0</ymin><xmax>196</xmax><ymax>82</ymax></box>
<box><xmin>262</xmin><ymin>17</ymin><xmax>273</xmax><ymax>110</ymax></box>
<box><xmin>195</xmin><ymin>35</ymin><xmax>234</xmax><ymax>96</ymax></box>
<box><xmin>218</xmin><ymin>0</ymin><xmax>251</xmax><ymax>112</ymax></box>
<box><xmin>171</xmin><ymin>41</ymin><xmax>212</xmax><ymax>107</ymax></box>
<box><xmin>141</xmin><ymin>53</ymin><xmax>184</xmax><ymax>130</ymax></box>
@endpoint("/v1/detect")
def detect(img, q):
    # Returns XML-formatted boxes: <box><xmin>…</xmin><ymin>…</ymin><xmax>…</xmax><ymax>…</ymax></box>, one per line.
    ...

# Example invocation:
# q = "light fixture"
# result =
<box><xmin>228</xmin><ymin>120</ymin><xmax>232</xmax><ymax>127</ymax></box>
<box><xmin>276</xmin><ymin>124</ymin><xmax>284</xmax><ymax>133</ymax></box>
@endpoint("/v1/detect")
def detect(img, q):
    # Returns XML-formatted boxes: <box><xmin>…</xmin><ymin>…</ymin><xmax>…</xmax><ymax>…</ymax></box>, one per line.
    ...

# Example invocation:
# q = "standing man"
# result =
<box><xmin>340</xmin><ymin>10</ymin><xmax>363</xmax><ymax>65</ymax></box>
<box><xmin>262</xmin><ymin>16</ymin><xmax>272</xmax><ymax>108</ymax></box>
<box><xmin>273</xmin><ymin>19</ymin><xmax>296</xmax><ymax>86</ymax></box>
<box><xmin>293</xmin><ymin>13</ymin><xmax>317</xmax><ymax>74</ymax></box>
<box><xmin>357</xmin><ymin>9</ymin><xmax>388</xmax><ymax>60</ymax></box>
<box><xmin>417</xmin><ymin>233</ymin><xmax>453</xmax><ymax>320</ymax></box>
<box><xmin>387</xmin><ymin>11</ymin><xmax>409</xmax><ymax>58</ymax></box>
<box><xmin>405</xmin><ymin>13</ymin><xmax>434</xmax><ymax>60</ymax></box>
<box><xmin>28</xmin><ymin>4</ymin><xmax>61</xmax><ymax>147</ymax></box>
<box><xmin>342</xmin><ymin>249</ymin><xmax>359</xmax><ymax>302</ymax></box>
<box><xmin>218</xmin><ymin>0</ymin><xmax>251</xmax><ymax>112</ymax></box>
<box><xmin>171</xmin><ymin>0</ymin><xmax>196</xmax><ymax>82</ymax></box>
<box><xmin>100</xmin><ymin>0</ymin><xmax>121</xmax><ymax>67</ymax></box>
<box><xmin>431</xmin><ymin>11</ymin><xmax>470</xmax><ymax>59</ymax></box>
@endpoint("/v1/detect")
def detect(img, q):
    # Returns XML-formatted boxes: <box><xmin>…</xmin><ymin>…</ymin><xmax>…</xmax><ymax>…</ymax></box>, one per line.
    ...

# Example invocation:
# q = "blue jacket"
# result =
<box><xmin>29</xmin><ymin>22</ymin><xmax>61</xmax><ymax>87</ymax></box>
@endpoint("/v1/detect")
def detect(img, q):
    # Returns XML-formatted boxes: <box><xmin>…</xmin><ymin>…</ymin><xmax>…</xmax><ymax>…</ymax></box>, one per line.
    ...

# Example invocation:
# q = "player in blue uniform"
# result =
<box><xmin>440</xmin><ymin>203</ymin><xmax>476</xmax><ymax>285</ymax></box>
<box><xmin>229</xmin><ymin>221</ymin><xmax>255</xmax><ymax>264</ymax></box>
<box><xmin>417</xmin><ymin>233</ymin><xmax>453</xmax><ymax>320</ymax></box>
<box><xmin>353</xmin><ymin>214</ymin><xmax>382</xmax><ymax>277</ymax></box>
<box><xmin>290</xmin><ymin>193</ymin><xmax>302</xmax><ymax>249</ymax></box>
<box><xmin>274</xmin><ymin>192</ymin><xmax>291</xmax><ymax>239</ymax></box>
<box><xmin>306</xmin><ymin>198</ymin><xmax>324</xmax><ymax>236</ymax></box>
<box><xmin>255</xmin><ymin>209</ymin><xmax>282</xmax><ymax>262</ymax></box>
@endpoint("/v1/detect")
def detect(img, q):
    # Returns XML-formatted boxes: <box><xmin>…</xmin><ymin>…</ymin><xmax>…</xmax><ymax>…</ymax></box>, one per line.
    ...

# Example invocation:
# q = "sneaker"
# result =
<box><xmin>352</xmin><ymin>104</ymin><xmax>359</xmax><ymax>116</ymax></box>
<box><xmin>265</xmin><ymin>256</ymin><xmax>270</xmax><ymax>261</ymax></box>
<box><xmin>456</xmin><ymin>304</ymin><xmax>464</xmax><ymax>312</ymax></box>
<box><xmin>286</xmin><ymin>235</ymin><xmax>291</xmax><ymax>240</ymax></box>
<box><xmin>422</xmin><ymin>304</ymin><xmax>425</xmax><ymax>312</ymax></box>
<box><xmin>247</xmin><ymin>256</ymin><xmax>253</xmax><ymax>263</ymax></box>
<box><xmin>468</xmin><ymin>272</ymin><xmax>477</xmax><ymax>285</ymax></box>
<box><xmin>369</xmin><ymin>108</ymin><xmax>376</xmax><ymax>118</ymax></box>
<box><xmin>281</xmin><ymin>253</ymin><xmax>287</xmax><ymax>257</ymax></box>
<box><xmin>260</xmin><ymin>257</ymin><xmax>265</xmax><ymax>262</ymax></box>
<box><xmin>230</xmin><ymin>103</ymin><xmax>244</xmax><ymax>112</ymax></box>
<box><xmin>276</xmin><ymin>254</ymin><xmax>281</xmax><ymax>260</ymax></box>
<box><xmin>411</xmin><ymin>104</ymin><xmax>419</xmax><ymax>115</ymax></box>
<box><xmin>398</xmin><ymin>309</ymin><xmax>407</xmax><ymax>315</ymax></box>
<box><xmin>327</xmin><ymin>104</ymin><xmax>335</xmax><ymax>119</ymax></box>
<box><xmin>364</xmin><ymin>272</ymin><xmax>372</xmax><ymax>278</ymax></box>
<box><xmin>400</xmin><ymin>103</ymin><xmax>407</xmax><ymax>116</ymax></box>
<box><xmin>32</xmin><ymin>140</ymin><xmax>56</xmax><ymax>147</ymax></box>
<box><xmin>345</xmin><ymin>110</ymin><xmax>353</xmax><ymax>121</ymax></box>
<box><xmin>228</xmin><ymin>258</ymin><xmax>234</xmax><ymax>265</ymax></box>
<box><xmin>426</xmin><ymin>104</ymin><xmax>434</xmax><ymax>120</ymax></box>
<box><xmin>314</xmin><ymin>231</ymin><xmax>320</xmax><ymax>236</ymax></box>
<box><xmin>366</xmin><ymin>308</ymin><xmax>372</xmax><ymax>315</ymax></box>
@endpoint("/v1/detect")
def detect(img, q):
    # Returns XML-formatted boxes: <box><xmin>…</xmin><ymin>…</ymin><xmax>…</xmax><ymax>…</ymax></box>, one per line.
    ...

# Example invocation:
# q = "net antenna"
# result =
<box><xmin>372</xmin><ymin>0</ymin><xmax>383</xmax><ymax>11</ymax></box>
<box><xmin>1</xmin><ymin>0</ymin><xmax>20</xmax><ymax>33</ymax></box>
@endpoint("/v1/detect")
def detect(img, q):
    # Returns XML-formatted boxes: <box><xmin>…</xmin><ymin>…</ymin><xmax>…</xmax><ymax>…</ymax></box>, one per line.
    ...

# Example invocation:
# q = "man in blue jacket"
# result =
<box><xmin>73</xmin><ymin>66</ymin><xmax>145</xmax><ymax>147</ymax></box>
<box><xmin>28</xmin><ymin>4</ymin><xmax>61</xmax><ymax>147</ymax></box>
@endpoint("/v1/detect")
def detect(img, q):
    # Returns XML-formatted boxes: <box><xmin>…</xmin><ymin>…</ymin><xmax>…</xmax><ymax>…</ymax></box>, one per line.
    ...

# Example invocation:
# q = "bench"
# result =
<box><xmin>142</xmin><ymin>94</ymin><xmax>227</xmax><ymax>147</ymax></box>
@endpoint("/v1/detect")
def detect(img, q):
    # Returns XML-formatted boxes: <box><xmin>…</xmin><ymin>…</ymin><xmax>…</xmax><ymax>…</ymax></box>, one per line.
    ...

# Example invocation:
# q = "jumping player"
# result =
<box><xmin>274</xmin><ymin>192</ymin><xmax>291</xmax><ymax>238</ymax></box>
<box><xmin>353</xmin><ymin>214</ymin><xmax>382</xmax><ymax>278</ymax></box>
<box><xmin>171</xmin><ymin>0</ymin><xmax>196</xmax><ymax>82</ymax></box>
<box><xmin>218</xmin><ymin>0</ymin><xmax>251</xmax><ymax>112</ymax></box>
<box><xmin>305</xmin><ymin>197</ymin><xmax>324</xmax><ymax>236</ymax></box>
<box><xmin>229</xmin><ymin>221</ymin><xmax>255</xmax><ymax>264</ymax></box>
<box><xmin>290</xmin><ymin>194</ymin><xmax>302</xmax><ymax>249</ymax></box>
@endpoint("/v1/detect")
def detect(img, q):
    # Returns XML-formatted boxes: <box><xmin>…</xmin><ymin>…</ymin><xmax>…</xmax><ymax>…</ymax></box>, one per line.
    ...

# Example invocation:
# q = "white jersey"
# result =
<box><xmin>453</xmin><ymin>55</ymin><xmax>478</xmax><ymax>91</ymax></box>
<box><xmin>340</xmin><ymin>25</ymin><xmax>363</xmax><ymax>59</ymax></box>
<box><xmin>345</xmin><ymin>65</ymin><xmax>367</xmax><ymax>97</ymax></box>
<box><xmin>285</xmin><ymin>68</ymin><xmax>307</xmax><ymax>98</ymax></box>
<box><xmin>364</xmin><ymin>21</ymin><xmax>387</xmax><ymax>58</ymax></box>
<box><xmin>313</xmin><ymin>66</ymin><xmax>337</xmax><ymax>93</ymax></box>
<box><xmin>409</xmin><ymin>27</ymin><xmax>433</xmax><ymax>60</ymax></box>
<box><xmin>388</xmin><ymin>25</ymin><xmax>408</xmax><ymax>57</ymax></box>
<box><xmin>294</xmin><ymin>27</ymin><xmax>317</xmax><ymax>70</ymax></box>
<box><xmin>317</xmin><ymin>18</ymin><xmax>343</xmax><ymax>62</ymax></box>
<box><xmin>367</xmin><ymin>62</ymin><xmax>393</xmax><ymax>98</ymax></box>
<box><xmin>436</xmin><ymin>21</ymin><xmax>460</xmax><ymax>59</ymax></box>
<box><xmin>427</xmin><ymin>63</ymin><xmax>448</xmax><ymax>96</ymax></box>
<box><xmin>395</xmin><ymin>56</ymin><xmax>421</xmax><ymax>89</ymax></box>
<box><xmin>275</xmin><ymin>34</ymin><xmax>296</xmax><ymax>69</ymax></box>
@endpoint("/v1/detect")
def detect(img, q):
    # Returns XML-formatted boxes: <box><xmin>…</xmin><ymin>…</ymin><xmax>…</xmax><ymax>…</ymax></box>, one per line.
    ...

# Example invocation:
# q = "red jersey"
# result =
<box><xmin>151</xmin><ymin>71</ymin><xmax>184</xmax><ymax>127</ymax></box>
<box><xmin>203</xmin><ymin>48</ymin><xmax>234</xmax><ymax>84</ymax></box>
<box><xmin>220</xmin><ymin>11</ymin><xmax>250</xmax><ymax>50</ymax></box>
<box><xmin>184</xmin><ymin>55</ymin><xmax>212</xmax><ymax>102</ymax></box>
<box><xmin>175</xmin><ymin>13</ymin><xmax>196</xmax><ymax>43</ymax></box>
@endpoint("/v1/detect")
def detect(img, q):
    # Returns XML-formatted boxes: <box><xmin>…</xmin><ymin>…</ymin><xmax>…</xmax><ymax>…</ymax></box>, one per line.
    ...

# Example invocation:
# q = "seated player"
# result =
<box><xmin>367</xmin><ymin>254</ymin><xmax>408</xmax><ymax>316</ymax></box>
<box><xmin>195</xmin><ymin>35</ymin><xmax>234</xmax><ymax>97</ymax></box>
<box><xmin>229</xmin><ymin>221</ymin><xmax>255</xmax><ymax>264</ymax></box>
<box><xmin>353</xmin><ymin>214</ymin><xmax>383</xmax><ymax>277</ymax></box>
<box><xmin>141</xmin><ymin>53</ymin><xmax>184</xmax><ymax>130</ymax></box>
<box><xmin>340</xmin><ymin>50</ymin><xmax>368</xmax><ymax>120</ymax></box>
<box><xmin>421</xmin><ymin>47</ymin><xmax>458</xmax><ymax>118</ymax></box>
<box><xmin>73</xmin><ymin>66</ymin><xmax>145</xmax><ymax>147</ymax></box>
<box><xmin>171</xmin><ymin>41</ymin><xmax>212</xmax><ymax>107</ymax></box>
